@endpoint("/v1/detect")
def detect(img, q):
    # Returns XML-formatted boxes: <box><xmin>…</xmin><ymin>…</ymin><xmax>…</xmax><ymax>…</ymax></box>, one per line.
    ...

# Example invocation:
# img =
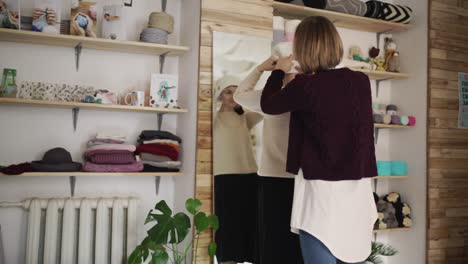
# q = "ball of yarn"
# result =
<box><xmin>148</xmin><ymin>12</ymin><xmax>174</xmax><ymax>34</ymax></box>
<box><xmin>76</xmin><ymin>15</ymin><xmax>88</xmax><ymax>28</ymax></box>
<box><xmin>400</xmin><ymin>116</ymin><xmax>409</xmax><ymax>126</ymax></box>
<box><xmin>391</xmin><ymin>115</ymin><xmax>401</xmax><ymax>125</ymax></box>
<box><xmin>140</xmin><ymin>28</ymin><xmax>168</xmax><ymax>44</ymax></box>
<box><xmin>373</xmin><ymin>114</ymin><xmax>384</xmax><ymax>124</ymax></box>
<box><xmin>408</xmin><ymin>116</ymin><xmax>416</xmax><ymax>126</ymax></box>
<box><xmin>383</xmin><ymin>115</ymin><xmax>392</xmax><ymax>124</ymax></box>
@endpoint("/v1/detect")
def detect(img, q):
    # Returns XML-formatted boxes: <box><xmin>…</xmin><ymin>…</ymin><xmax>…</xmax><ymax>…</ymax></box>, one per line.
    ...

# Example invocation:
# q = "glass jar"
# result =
<box><xmin>0</xmin><ymin>69</ymin><xmax>17</xmax><ymax>98</ymax></box>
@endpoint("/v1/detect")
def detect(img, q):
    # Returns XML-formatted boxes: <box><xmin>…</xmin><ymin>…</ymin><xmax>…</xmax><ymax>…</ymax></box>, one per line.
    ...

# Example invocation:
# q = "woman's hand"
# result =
<box><xmin>275</xmin><ymin>55</ymin><xmax>294</xmax><ymax>73</ymax></box>
<box><xmin>257</xmin><ymin>56</ymin><xmax>278</xmax><ymax>72</ymax></box>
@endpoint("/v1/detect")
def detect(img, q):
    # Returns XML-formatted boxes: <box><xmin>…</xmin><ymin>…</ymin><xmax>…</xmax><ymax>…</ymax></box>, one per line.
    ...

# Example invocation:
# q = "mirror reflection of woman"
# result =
<box><xmin>213</xmin><ymin>75</ymin><xmax>262</xmax><ymax>264</ymax></box>
<box><xmin>234</xmin><ymin>56</ymin><xmax>303</xmax><ymax>264</ymax></box>
<box><xmin>261</xmin><ymin>16</ymin><xmax>378</xmax><ymax>264</ymax></box>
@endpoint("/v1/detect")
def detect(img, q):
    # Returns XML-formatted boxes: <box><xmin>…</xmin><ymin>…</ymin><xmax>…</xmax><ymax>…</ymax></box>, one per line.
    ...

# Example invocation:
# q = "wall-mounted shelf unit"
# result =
<box><xmin>373</xmin><ymin>176</ymin><xmax>409</xmax><ymax>179</ymax></box>
<box><xmin>0</xmin><ymin>172</ymin><xmax>182</xmax><ymax>177</ymax></box>
<box><xmin>0</xmin><ymin>98</ymin><xmax>188</xmax><ymax>114</ymax></box>
<box><xmin>0</xmin><ymin>28</ymin><xmax>189</xmax><ymax>56</ymax></box>
<box><xmin>373</xmin><ymin>227</ymin><xmax>411</xmax><ymax>234</ymax></box>
<box><xmin>271</xmin><ymin>2</ymin><xmax>412</xmax><ymax>33</ymax></box>
<box><xmin>355</xmin><ymin>69</ymin><xmax>411</xmax><ymax>81</ymax></box>
<box><xmin>374</xmin><ymin>124</ymin><xmax>413</xmax><ymax>129</ymax></box>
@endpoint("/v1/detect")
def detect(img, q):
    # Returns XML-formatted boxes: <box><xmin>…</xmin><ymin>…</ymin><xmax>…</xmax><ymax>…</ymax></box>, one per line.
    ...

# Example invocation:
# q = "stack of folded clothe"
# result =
<box><xmin>83</xmin><ymin>132</ymin><xmax>143</xmax><ymax>172</ymax></box>
<box><xmin>136</xmin><ymin>130</ymin><xmax>182</xmax><ymax>172</ymax></box>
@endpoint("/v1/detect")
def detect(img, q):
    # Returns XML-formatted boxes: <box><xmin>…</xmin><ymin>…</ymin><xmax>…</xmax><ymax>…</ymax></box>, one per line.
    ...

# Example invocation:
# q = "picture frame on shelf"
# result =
<box><xmin>150</xmin><ymin>73</ymin><xmax>178</xmax><ymax>108</ymax></box>
<box><xmin>102</xmin><ymin>4</ymin><xmax>126</xmax><ymax>40</ymax></box>
<box><xmin>32</xmin><ymin>0</ymin><xmax>61</xmax><ymax>34</ymax></box>
<box><xmin>0</xmin><ymin>0</ymin><xmax>20</xmax><ymax>29</ymax></box>
<box><xmin>70</xmin><ymin>0</ymin><xmax>97</xmax><ymax>38</ymax></box>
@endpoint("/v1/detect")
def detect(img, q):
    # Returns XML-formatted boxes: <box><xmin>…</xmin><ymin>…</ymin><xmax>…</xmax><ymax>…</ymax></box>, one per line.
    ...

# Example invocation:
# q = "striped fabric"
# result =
<box><xmin>380</xmin><ymin>2</ymin><xmax>413</xmax><ymax>24</ymax></box>
<box><xmin>325</xmin><ymin>0</ymin><xmax>368</xmax><ymax>16</ymax></box>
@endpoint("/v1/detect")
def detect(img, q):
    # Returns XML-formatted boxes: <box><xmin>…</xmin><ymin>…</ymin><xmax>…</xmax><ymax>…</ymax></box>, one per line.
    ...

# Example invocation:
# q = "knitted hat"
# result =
<box><xmin>214</xmin><ymin>75</ymin><xmax>241</xmax><ymax>101</ymax></box>
<box><xmin>271</xmin><ymin>42</ymin><xmax>300</xmax><ymax>74</ymax></box>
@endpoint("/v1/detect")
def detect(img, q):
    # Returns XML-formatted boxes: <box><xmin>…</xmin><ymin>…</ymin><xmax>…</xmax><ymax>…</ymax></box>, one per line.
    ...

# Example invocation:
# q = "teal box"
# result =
<box><xmin>377</xmin><ymin>161</ymin><xmax>392</xmax><ymax>176</ymax></box>
<box><xmin>391</xmin><ymin>161</ymin><xmax>408</xmax><ymax>176</ymax></box>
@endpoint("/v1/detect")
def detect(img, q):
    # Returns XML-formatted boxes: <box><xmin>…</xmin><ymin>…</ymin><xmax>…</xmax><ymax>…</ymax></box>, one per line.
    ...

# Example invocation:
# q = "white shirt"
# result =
<box><xmin>291</xmin><ymin>170</ymin><xmax>378</xmax><ymax>262</ymax></box>
<box><xmin>234</xmin><ymin>68</ymin><xmax>294</xmax><ymax>178</ymax></box>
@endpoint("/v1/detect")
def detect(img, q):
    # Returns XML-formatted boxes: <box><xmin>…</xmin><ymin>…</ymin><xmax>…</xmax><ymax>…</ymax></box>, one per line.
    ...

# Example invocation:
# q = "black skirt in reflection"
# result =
<box><xmin>214</xmin><ymin>173</ymin><xmax>258</xmax><ymax>263</ymax></box>
<box><xmin>257</xmin><ymin>176</ymin><xmax>303</xmax><ymax>264</ymax></box>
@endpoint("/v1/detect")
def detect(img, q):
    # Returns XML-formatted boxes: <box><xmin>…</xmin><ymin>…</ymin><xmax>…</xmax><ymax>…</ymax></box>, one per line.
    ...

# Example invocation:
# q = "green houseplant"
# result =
<box><xmin>366</xmin><ymin>242</ymin><xmax>398</xmax><ymax>264</ymax></box>
<box><xmin>128</xmin><ymin>198</ymin><xmax>219</xmax><ymax>264</ymax></box>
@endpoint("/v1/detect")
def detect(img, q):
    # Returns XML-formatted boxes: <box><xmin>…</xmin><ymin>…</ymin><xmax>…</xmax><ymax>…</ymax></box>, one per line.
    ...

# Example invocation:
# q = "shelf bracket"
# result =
<box><xmin>159</xmin><ymin>52</ymin><xmax>168</xmax><ymax>74</ymax></box>
<box><xmin>374</xmin><ymin>127</ymin><xmax>380</xmax><ymax>145</ymax></box>
<box><xmin>72</xmin><ymin>107</ymin><xmax>80</xmax><ymax>132</ymax></box>
<box><xmin>155</xmin><ymin>176</ymin><xmax>161</xmax><ymax>195</ymax></box>
<box><xmin>69</xmin><ymin>176</ymin><xmax>76</xmax><ymax>197</ymax></box>
<box><xmin>157</xmin><ymin>113</ymin><xmax>165</xmax><ymax>131</ymax></box>
<box><xmin>74</xmin><ymin>42</ymin><xmax>82</xmax><ymax>72</ymax></box>
<box><xmin>124</xmin><ymin>0</ymin><xmax>133</xmax><ymax>7</ymax></box>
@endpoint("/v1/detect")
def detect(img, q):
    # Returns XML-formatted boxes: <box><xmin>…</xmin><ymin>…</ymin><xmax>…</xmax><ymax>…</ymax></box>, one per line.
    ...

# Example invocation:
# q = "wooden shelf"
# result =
<box><xmin>0</xmin><ymin>28</ymin><xmax>189</xmax><ymax>56</ymax></box>
<box><xmin>354</xmin><ymin>69</ymin><xmax>411</xmax><ymax>81</ymax></box>
<box><xmin>0</xmin><ymin>98</ymin><xmax>188</xmax><ymax>114</ymax></box>
<box><xmin>374</xmin><ymin>227</ymin><xmax>411</xmax><ymax>234</ymax></box>
<box><xmin>373</xmin><ymin>175</ymin><xmax>409</xmax><ymax>179</ymax></box>
<box><xmin>375</xmin><ymin>124</ymin><xmax>413</xmax><ymax>129</ymax></box>
<box><xmin>0</xmin><ymin>172</ymin><xmax>183</xmax><ymax>177</ymax></box>
<box><xmin>272</xmin><ymin>2</ymin><xmax>412</xmax><ymax>33</ymax></box>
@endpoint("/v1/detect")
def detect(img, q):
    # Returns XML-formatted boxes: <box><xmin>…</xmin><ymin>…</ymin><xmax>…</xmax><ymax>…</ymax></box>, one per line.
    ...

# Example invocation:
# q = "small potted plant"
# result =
<box><xmin>128</xmin><ymin>198</ymin><xmax>218</xmax><ymax>264</ymax></box>
<box><xmin>366</xmin><ymin>242</ymin><xmax>398</xmax><ymax>264</ymax></box>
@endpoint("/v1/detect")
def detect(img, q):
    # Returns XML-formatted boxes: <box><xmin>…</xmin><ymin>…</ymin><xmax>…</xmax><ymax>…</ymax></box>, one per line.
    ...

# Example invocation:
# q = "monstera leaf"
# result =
<box><xmin>147</xmin><ymin>200</ymin><xmax>191</xmax><ymax>245</ymax></box>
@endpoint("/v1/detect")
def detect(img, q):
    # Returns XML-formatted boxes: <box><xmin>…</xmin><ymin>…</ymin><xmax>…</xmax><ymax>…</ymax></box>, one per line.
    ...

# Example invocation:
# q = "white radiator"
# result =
<box><xmin>0</xmin><ymin>197</ymin><xmax>138</xmax><ymax>264</ymax></box>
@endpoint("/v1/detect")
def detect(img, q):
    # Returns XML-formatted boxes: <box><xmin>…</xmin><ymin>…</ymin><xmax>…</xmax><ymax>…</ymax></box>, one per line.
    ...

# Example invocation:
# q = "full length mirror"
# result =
<box><xmin>212</xmin><ymin>31</ymin><xmax>303</xmax><ymax>264</ymax></box>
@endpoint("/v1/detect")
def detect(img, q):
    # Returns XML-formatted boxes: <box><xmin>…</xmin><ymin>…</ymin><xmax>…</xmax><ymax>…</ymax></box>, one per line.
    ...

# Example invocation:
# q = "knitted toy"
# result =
<box><xmin>384</xmin><ymin>38</ymin><xmax>399</xmax><ymax>72</ymax></box>
<box><xmin>368</xmin><ymin>46</ymin><xmax>380</xmax><ymax>70</ymax></box>
<box><xmin>349</xmin><ymin>46</ymin><xmax>367</xmax><ymax>62</ymax></box>
<box><xmin>375</xmin><ymin>57</ymin><xmax>386</xmax><ymax>71</ymax></box>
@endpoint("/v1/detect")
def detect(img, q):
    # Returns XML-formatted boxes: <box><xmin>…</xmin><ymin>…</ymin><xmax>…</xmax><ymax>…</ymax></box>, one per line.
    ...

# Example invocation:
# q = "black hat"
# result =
<box><xmin>31</xmin><ymin>148</ymin><xmax>82</xmax><ymax>172</ymax></box>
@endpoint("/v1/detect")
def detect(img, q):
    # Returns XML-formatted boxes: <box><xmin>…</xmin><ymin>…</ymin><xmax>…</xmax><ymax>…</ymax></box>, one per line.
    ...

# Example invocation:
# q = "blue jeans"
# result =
<box><xmin>299</xmin><ymin>230</ymin><xmax>366</xmax><ymax>264</ymax></box>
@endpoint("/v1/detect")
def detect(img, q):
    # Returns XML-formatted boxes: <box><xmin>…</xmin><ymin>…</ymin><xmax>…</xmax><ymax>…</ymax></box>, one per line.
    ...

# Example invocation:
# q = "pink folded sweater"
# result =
<box><xmin>86</xmin><ymin>144</ymin><xmax>136</xmax><ymax>153</ymax></box>
<box><xmin>83</xmin><ymin>161</ymin><xmax>143</xmax><ymax>172</ymax></box>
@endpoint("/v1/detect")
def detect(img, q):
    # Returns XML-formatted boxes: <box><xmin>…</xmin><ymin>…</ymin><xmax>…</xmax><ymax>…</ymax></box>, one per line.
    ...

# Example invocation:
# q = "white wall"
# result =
<box><xmin>388</xmin><ymin>0</ymin><xmax>428</xmax><ymax>263</ymax></box>
<box><xmin>0</xmin><ymin>0</ymin><xmax>202</xmax><ymax>263</ymax></box>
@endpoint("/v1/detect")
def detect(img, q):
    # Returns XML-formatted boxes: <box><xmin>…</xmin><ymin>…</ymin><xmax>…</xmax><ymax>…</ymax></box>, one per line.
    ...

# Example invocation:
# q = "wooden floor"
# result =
<box><xmin>427</xmin><ymin>0</ymin><xmax>468</xmax><ymax>263</ymax></box>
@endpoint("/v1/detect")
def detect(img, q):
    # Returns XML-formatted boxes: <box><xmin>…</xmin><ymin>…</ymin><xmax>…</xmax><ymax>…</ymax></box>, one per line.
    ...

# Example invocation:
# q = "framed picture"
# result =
<box><xmin>70</xmin><ymin>0</ymin><xmax>97</xmax><ymax>38</ymax></box>
<box><xmin>150</xmin><ymin>74</ymin><xmax>178</xmax><ymax>108</ymax></box>
<box><xmin>102</xmin><ymin>4</ymin><xmax>126</xmax><ymax>40</ymax></box>
<box><xmin>0</xmin><ymin>0</ymin><xmax>20</xmax><ymax>29</ymax></box>
<box><xmin>32</xmin><ymin>0</ymin><xmax>61</xmax><ymax>34</ymax></box>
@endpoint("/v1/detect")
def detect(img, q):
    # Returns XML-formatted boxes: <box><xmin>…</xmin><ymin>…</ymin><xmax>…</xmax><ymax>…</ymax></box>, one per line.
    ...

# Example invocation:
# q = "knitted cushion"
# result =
<box><xmin>380</xmin><ymin>2</ymin><xmax>413</xmax><ymax>24</ymax></box>
<box><xmin>302</xmin><ymin>0</ymin><xmax>327</xmax><ymax>9</ymax></box>
<box><xmin>324</xmin><ymin>0</ymin><xmax>367</xmax><ymax>16</ymax></box>
<box><xmin>365</xmin><ymin>0</ymin><xmax>383</xmax><ymax>18</ymax></box>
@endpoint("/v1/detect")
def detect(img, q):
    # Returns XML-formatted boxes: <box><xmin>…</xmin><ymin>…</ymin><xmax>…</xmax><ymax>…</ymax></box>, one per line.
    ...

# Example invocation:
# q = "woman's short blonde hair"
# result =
<box><xmin>294</xmin><ymin>16</ymin><xmax>343</xmax><ymax>74</ymax></box>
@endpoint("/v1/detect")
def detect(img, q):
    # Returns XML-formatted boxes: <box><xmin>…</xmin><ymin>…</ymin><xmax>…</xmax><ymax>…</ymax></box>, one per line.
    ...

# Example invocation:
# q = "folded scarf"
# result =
<box><xmin>86</xmin><ymin>144</ymin><xmax>136</xmax><ymax>153</ymax></box>
<box><xmin>1</xmin><ymin>163</ymin><xmax>33</xmax><ymax>175</ymax></box>
<box><xmin>89</xmin><ymin>153</ymin><xmax>136</xmax><ymax>164</ymax></box>
<box><xmin>87</xmin><ymin>138</ymin><xmax>125</xmax><ymax>147</ymax></box>
<box><xmin>136</xmin><ymin>144</ymin><xmax>179</xmax><ymax>161</ymax></box>
<box><xmin>140</xmin><ymin>153</ymin><xmax>172</xmax><ymax>162</ymax></box>
<box><xmin>96</xmin><ymin>133</ymin><xmax>127</xmax><ymax>142</ymax></box>
<box><xmin>84</xmin><ymin>149</ymin><xmax>134</xmax><ymax>160</ymax></box>
<box><xmin>142</xmin><ymin>139</ymin><xmax>180</xmax><ymax>146</ymax></box>
<box><xmin>138</xmin><ymin>130</ymin><xmax>182</xmax><ymax>143</ymax></box>
<box><xmin>83</xmin><ymin>162</ymin><xmax>143</xmax><ymax>172</ymax></box>
<box><xmin>142</xmin><ymin>160</ymin><xmax>182</xmax><ymax>168</ymax></box>
<box><xmin>31</xmin><ymin>162</ymin><xmax>82</xmax><ymax>172</ymax></box>
<box><xmin>143</xmin><ymin>164</ymin><xmax>180</xmax><ymax>173</ymax></box>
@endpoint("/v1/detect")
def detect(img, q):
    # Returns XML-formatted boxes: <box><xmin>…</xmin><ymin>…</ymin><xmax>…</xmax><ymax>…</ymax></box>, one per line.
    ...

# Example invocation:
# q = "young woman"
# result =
<box><xmin>234</xmin><ymin>57</ymin><xmax>303</xmax><ymax>264</ymax></box>
<box><xmin>213</xmin><ymin>75</ymin><xmax>262</xmax><ymax>264</ymax></box>
<box><xmin>260</xmin><ymin>16</ymin><xmax>378</xmax><ymax>264</ymax></box>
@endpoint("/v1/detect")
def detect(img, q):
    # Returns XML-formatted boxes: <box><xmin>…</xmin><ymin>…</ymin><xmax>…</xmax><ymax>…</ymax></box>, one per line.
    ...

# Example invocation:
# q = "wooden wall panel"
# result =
<box><xmin>194</xmin><ymin>1</ymin><xmax>273</xmax><ymax>263</ymax></box>
<box><xmin>428</xmin><ymin>0</ymin><xmax>468</xmax><ymax>263</ymax></box>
